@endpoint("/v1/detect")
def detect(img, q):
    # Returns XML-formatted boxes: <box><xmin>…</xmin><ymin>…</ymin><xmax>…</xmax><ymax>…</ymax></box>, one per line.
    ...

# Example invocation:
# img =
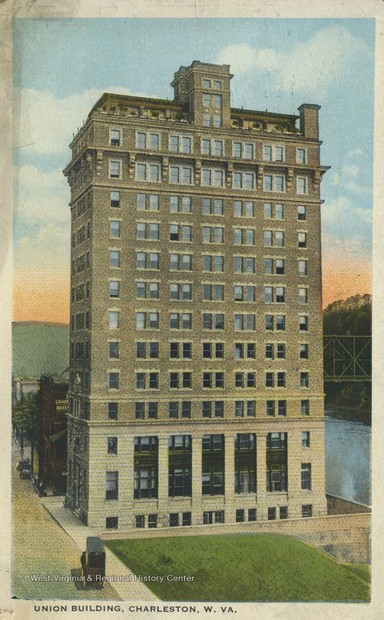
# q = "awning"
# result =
<box><xmin>49</xmin><ymin>429</ymin><xmax>67</xmax><ymax>443</ymax></box>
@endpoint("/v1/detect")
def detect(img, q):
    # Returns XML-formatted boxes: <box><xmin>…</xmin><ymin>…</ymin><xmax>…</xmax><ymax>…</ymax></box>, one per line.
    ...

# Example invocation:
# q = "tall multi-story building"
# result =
<box><xmin>64</xmin><ymin>61</ymin><xmax>328</xmax><ymax>531</ymax></box>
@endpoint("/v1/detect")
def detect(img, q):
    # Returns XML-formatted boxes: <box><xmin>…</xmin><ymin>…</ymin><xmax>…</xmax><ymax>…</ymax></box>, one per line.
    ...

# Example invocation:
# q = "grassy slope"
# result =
<box><xmin>106</xmin><ymin>534</ymin><xmax>370</xmax><ymax>602</ymax></box>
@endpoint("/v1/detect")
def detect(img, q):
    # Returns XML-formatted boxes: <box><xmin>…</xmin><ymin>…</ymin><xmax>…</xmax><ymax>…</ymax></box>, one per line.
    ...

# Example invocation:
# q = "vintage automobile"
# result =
<box><xmin>81</xmin><ymin>536</ymin><xmax>106</xmax><ymax>588</ymax></box>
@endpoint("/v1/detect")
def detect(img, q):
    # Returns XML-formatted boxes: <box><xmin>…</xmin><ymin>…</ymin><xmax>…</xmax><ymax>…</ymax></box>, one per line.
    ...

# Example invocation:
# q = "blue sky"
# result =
<box><xmin>12</xmin><ymin>17</ymin><xmax>374</xmax><ymax>319</ymax></box>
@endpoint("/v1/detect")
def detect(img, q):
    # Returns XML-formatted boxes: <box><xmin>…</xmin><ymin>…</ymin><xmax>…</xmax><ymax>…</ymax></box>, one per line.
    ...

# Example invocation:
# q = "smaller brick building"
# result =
<box><xmin>38</xmin><ymin>376</ymin><xmax>69</xmax><ymax>493</ymax></box>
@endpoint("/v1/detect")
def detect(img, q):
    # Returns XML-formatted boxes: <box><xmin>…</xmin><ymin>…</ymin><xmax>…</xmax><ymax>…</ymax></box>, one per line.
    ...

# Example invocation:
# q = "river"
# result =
<box><xmin>325</xmin><ymin>414</ymin><xmax>371</xmax><ymax>506</ymax></box>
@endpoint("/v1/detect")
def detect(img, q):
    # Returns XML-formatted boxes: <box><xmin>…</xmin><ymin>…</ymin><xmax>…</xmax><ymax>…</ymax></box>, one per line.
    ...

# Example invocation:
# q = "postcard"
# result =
<box><xmin>1</xmin><ymin>1</ymin><xmax>383</xmax><ymax>619</ymax></box>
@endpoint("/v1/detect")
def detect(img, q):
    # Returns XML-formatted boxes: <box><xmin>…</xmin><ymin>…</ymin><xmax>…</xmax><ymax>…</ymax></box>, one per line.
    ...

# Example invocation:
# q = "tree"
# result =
<box><xmin>12</xmin><ymin>392</ymin><xmax>39</xmax><ymax>471</ymax></box>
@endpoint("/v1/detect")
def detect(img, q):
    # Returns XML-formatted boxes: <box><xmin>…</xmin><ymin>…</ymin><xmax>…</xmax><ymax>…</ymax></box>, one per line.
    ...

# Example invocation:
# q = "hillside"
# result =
<box><xmin>12</xmin><ymin>322</ymin><xmax>69</xmax><ymax>379</ymax></box>
<box><xmin>323</xmin><ymin>294</ymin><xmax>371</xmax><ymax>335</ymax></box>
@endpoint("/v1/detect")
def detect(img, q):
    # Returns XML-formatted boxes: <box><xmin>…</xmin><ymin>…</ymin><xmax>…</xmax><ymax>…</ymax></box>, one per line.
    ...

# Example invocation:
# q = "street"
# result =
<box><xmin>12</xmin><ymin>438</ymin><xmax>120</xmax><ymax>600</ymax></box>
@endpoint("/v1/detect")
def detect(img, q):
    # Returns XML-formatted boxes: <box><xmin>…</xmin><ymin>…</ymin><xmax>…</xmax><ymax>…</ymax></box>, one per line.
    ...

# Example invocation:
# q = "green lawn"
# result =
<box><xmin>106</xmin><ymin>534</ymin><xmax>370</xmax><ymax>602</ymax></box>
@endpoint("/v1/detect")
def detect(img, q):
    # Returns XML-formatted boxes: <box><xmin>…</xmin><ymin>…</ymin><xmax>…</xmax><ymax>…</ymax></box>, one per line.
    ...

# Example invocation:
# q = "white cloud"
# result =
<box><xmin>216</xmin><ymin>44</ymin><xmax>257</xmax><ymax>75</ymax></box>
<box><xmin>215</xmin><ymin>26</ymin><xmax>370</xmax><ymax>98</ymax></box>
<box><xmin>322</xmin><ymin>195</ymin><xmax>371</xmax><ymax>250</ymax></box>
<box><xmin>14</xmin><ymin>165</ymin><xmax>69</xmax><ymax>225</ymax></box>
<box><xmin>330</xmin><ymin>163</ymin><xmax>371</xmax><ymax>195</ymax></box>
<box><xmin>13</xmin><ymin>86</ymin><xmax>149</xmax><ymax>156</ymax></box>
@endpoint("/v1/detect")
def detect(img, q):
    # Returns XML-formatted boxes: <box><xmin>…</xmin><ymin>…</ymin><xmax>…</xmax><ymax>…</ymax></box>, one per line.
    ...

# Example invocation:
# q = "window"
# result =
<box><xmin>268</xmin><ymin>507</ymin><xmax>276</xmax><ymax>521</ymax></box>
<box><xmin>170</xmin><ymin>195</ymin><xmax>192</xmax><ymax>213</ymax></box>
<box><xmin>234</xmin><ymin>200</ymin><xmax>254</xmax><ymax>217</ymax></box>
<box><xmin>137</xmin><ymin>193</ymin><xmax>160</xmax><ymax>211</ymax></box>
<box><xmin>235</xmin><ymin>372</ymin><xmax>256</xmax><ymax>388</ymax></box>
<box><xmin>302</xmin><ymin>504</ymin><xmax>313</xmax><ymax>518</ymax></box>
<box><xmin>203</xmin><ymin>226</ymin><xmax>224</xmax><ymax>244</ymax></box>
<box><xmin>203</xmin><ymin>255</ymin><xmax>224</xmax><ymax>272</ymax></box>
<box><xmin>110</xmin><ymin>190</ymin><xmax>120</xmax><ymax>207</ymax></box>
<box><xmin>169</xmin><ymin>342</ymin><xmax>192</xmax><ymax>359</ymax></box>
<box><xmin>108</xmin><ymin>402</ymin><xmax>118</xmax><ymax>420</ymax></box>
<box><xmin>300</xmin><ymin>372</ymin><xmax>309</xmax><ymax>388</ymax></box>
<box><xmin>106</xmin><ymin>471</ymin><xmax>118</xmax><ymax>500</ymax></box>
<box><xmin>297</xmin><ymin>176</ymin><xmax>308</xmax><ymax>194</ymax></box>
<box><xmin>136</xmin><ymin>372</ymin><xmax>159</xmax><ymax>390</ymax></box>
<box><xmin>202</xmin><ymin>401</ymin><xmax>224</xmax><ymax>418</ymax></box>
<box><xmin>110</xmin><ymin>221</ymin><xmax>121</xmax><ymax>239</ymax></box>
<box><xmin>203</xmin><ymin>113</ymin><xmax>222</xmax><ymax>128</ymax></box>
<box><xmin>299</xmin><ymin>343</ymin><xmax>309</xmax><ymax>359</ymax></box>
<box><xmin>110</xmin><ymin>129</ymin><xmax>121</xmax><ymax>146</ymax></box>
<box><xmin>202</xmin><ymin>372</ymin><xmax>224</xmax><ymax>389</ymax></box>
<box><xmin>201</xmin><ymin>168</ymin><xmax>225</xmax><ymax>187</ymax></box>
<box><xmin>202</xmin><ymin>284</ymin><xmax>224</xmax><ymax>302</ymax></box>
<box><xmin>298</xmin><ymin>205</ymin><xmax>307</xmax><ymax>220</ymax></box>
<box><xmin>233</xmin><ymin>170</ymin><xmax>256</xmax><ymax>190</ymax></box>
<box><xmin>169</xmin><ymin>135</ymin><xmax>192</xmax><ymax>153</ymax></box>
<box><xmin>264</xmin><ymin>258</ymin><xmax>285</xmax><ymax>275</ymax></box>
<box><xmin>170</xmin><ymin>253</ymin><xmax>192</xmax><ymax>271</ymax></box>
<box><xmin>299</xmin><ymin>288</ymin><xmax>308</xmax><ymax>305</ymax></box>
<box><xmin>106</xmin><ymin>516</ymin><xmax>118</xmax><ymax>529</ymax></box>
<box><xmin>202</xmin><ymin>78</ymin><xmax>211</xmax><ymax>88</ymax></box>
<box><xmin>202</xmin><ymin>198</ymin><xmax>224</xmax><ymax>215</ymax></box>
<box><xmin>201</xmin><ymin>139</ymin><xmax>224</xmax><ymax>156</ymax></box>
<box><xmin>170</xmin><ymin>283</ymin><xmax>192</xmax><ymax>301</ymax></box>
<box><xmin>109</xmin><ymin>341</ymin><xmax>119</xmax><ymax>359</ymax></box>
<box><xmin>234</xmin><ymin>314</ymin><xmax>256</xmax><ymax>331</ymax></box>
<box><xmin>169</xmin><ymin>224</ymin><xmax>192</xmax><ymax>242</ymax></box>
<box><xmin>278</xmin><ymin>400</ymin><xmax>287</xmax><ymax>416</ymax></box>
<box><xmin>169</xmin><ymin>312</ymin><xmax>192</xmax><ymax>330</ymax></box>
<box><xmin>109</xmin><ymin>250</ymin><xmax>120</xmax><ymax>268</ymax></box>
<box><xmin>148</xmin><ymin>514</ymin><xmax>158</xmax><ymax>529</ymax></box>
<box><xmin>170</xmin><ymin>513</ymin><xmax>179</xmax><ymax>527</ymax></box>
<box><xmin>233</xmin><ymin>228</ymin><xmax>255</xmax><ymax>246</ymax></box>
<box><xmin>301</xmin><ymin>463</ymin><xmax>312</xmax><ymax>490</ymax></box>
<box><xmin>264</xmin><ymin>174</ymin><xmax>285</xmax><ymax>192</ymax></box>
<box><xmin>183</xmin><ymin>512</ymin><xmax>192</xmax><ymax>526</ymax></box>
<box><xmin>136</xmin><ymin>341</ymin><xmax>159</xmax><ymax>359</ymax></box>
<box><xmin>263</xmin><ymin>144</ymin><xmax>285</xmax><ymax>162</ymax></box>
<box><xmin>203</xmin><ymin>313</ymin><xmax>224</xmax><ymax>330</ymax></box>
<box><xmin>301</xmin><ymin>399</ymin><xmax>310</xmax><ymax>416</ymax></box>
<box><xmin>264</xmin><ymin>230</ymin><xmax>284</xmax><ymax>247</ymax></box>
<box><xmin>302</xmin><ymin>431</ymin><xmax>310</xmax><ymax>448</ymax></box>
<box><xmin>135</xmin><ymin>131</ymin><xmax>160</xmax><ymax>150</ymax></box>
<box><xmin>109</xmin><ymin>160</ymin><xmax>121</xmax><ymax>179</ymax></box>
<box><xmin>299</xmin><ymin>315</ymin><xmax>309</xmax><ymax>331</ymax></box>
<box><xmin>298</xmin><ymin>232</ymin><xmax>307</xmax><ymax>248</ymax></box>
<box><xmin>135</xmin><ymin>162</ymin><xmax>161</xmax><ymax>182</ymax></box>
<box><xmin>136</xmin><ymin>222</ymin><xmax>160</xmax><ymax>241</ymax></box>
<box><xmin>234</xmin><ymin>256</ymin><xmax>256</xmax><ymax>274</ymax></box>
<box><xmin>136</xmin><ymin>281</ymin><xmax>159</xmax><ymax>300</ymax></box>
<box><xmin>108</xmin><ymin>311</ymin><xmax>119</xmax><ymax>329</ymax></box>
<box><xmin>233</xmin><ymin>142</ymin><xmax>254</xmax><ymax>159</ymax></box>
<box><xmin>135</xmin><ymin>515</ymin><xmax>145</xmax><ymax>528</ymax></box>
<box><xmin>107</xmin><ymin>437</ymin><xmax>118</xmax><ymax>454</ymax></box>
<box><xmin>170</xmin><ymin>165</ymin><xmax>194</xmax><ymax>185</ymax></box>
<box><xmin>264</xmin><ymin>203</ymin><xmax>284</xmax><ymax>220</ymax></box>
<box><xmin>136</xmin><ymin>251</ymin><xmax>159</xmax><ymax>270</ymax></box>
<box><xmin>296</xmin><ymin>148</ymin><xmax>307</xmax><ymax>164</ymax></box>
<box><xmin>108</xmin><ymin>280</ymin><xmax>120</xmax><ymax>299</ymax></box>
<box><xmin>135</xmin><ymin>311</ymin><xmax>159</xmax><ymax>329</ymax></box>
<box><xmin>236</xmin><ymin>509</ymin><xmax>245</xmax><ymax>523</ymax></box>
<box><xmin>298</xmin><ymin>259</ymin><xmax>308</xmax><ymax>276</ymax></box>
<box><xmin>264</xmin><ymin>286</ymin><xmax>286</xmax><ymax>304</ymax></box>
<box><xmin>109</xmin><ymin>372</ymin><xmax>119</xmax><ymax>390</ymax></box>
<box><xmin>234</xmin><ymin>342</ymin><xmax>256</xmax><ymax>359</ymax></box>
<box><xmin>234</xmin><ymin>285</ymin><xmax>256</xmax><ymax>302</ymax></box>
<box><xmin>265</xmin><ymin>343</ymin><xmax>285</xmax><ymax>359</ymax></box>
<box><xmin>169</xmin><ymin>372</ymin><xmax>192</xmax><ymax>389</ymax></box>
<box><xmin>248</xmin><ymin>508</ymin><xmax>257</xmax><ymax>522</ymax></box>
<box><xmin>280</xmin><ymin>506</ymin><xmax>288</xmax><ymax>520</ymax></box>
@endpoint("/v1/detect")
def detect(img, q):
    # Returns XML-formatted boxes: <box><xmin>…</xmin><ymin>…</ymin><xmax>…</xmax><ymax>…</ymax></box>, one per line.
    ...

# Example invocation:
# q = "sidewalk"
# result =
<box><xmin>42</xmin><ymin>497</ymin><xmax>157</xmax><ymax>601</ymax></box>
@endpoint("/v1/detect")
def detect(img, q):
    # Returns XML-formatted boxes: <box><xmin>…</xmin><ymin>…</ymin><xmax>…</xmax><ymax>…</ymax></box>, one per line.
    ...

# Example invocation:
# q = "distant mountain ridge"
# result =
<box><xmin>13</xmin><ymin>322</ymin><xmax>69</xmax><ymax>379</ymax></box>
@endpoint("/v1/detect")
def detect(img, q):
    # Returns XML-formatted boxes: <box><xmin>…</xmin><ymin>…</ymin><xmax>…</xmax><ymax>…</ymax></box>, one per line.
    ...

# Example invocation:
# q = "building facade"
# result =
<box><xmin>64</xmin><ymin>61</ymin><xmax>328</xmax><ymax>530</ymax></box>
<box><xmin>38</xmin><ymin>376</ymin><xmax>68</xmax><ymax>493</ymax></box>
